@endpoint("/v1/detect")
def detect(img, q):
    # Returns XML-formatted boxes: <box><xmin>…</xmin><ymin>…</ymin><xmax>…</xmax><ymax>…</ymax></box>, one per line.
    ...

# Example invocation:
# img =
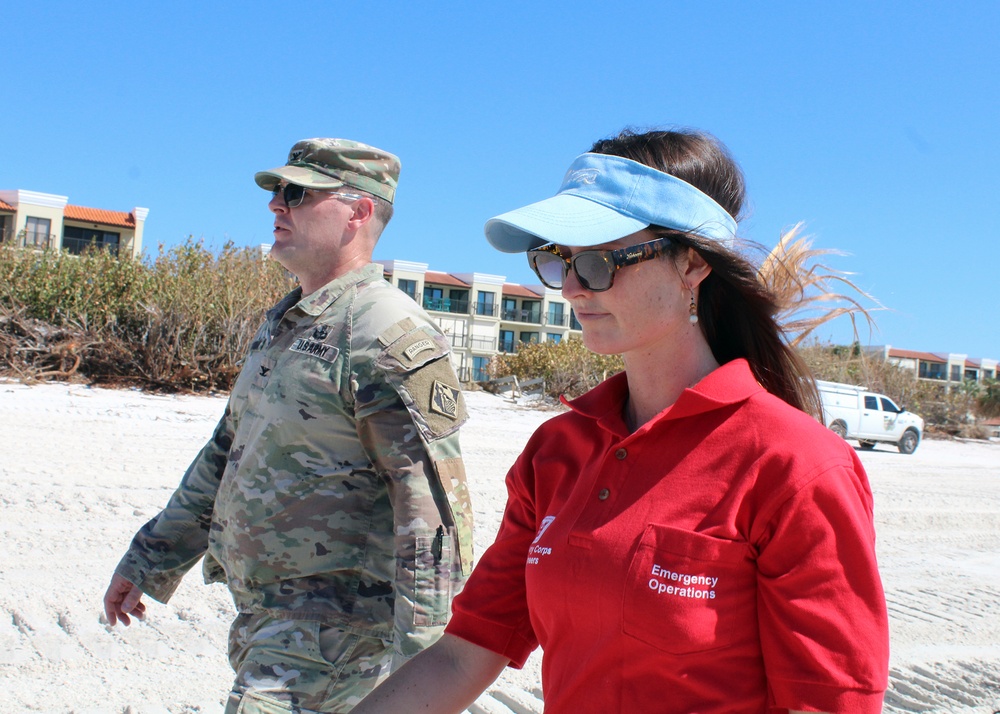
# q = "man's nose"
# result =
<box><xmin>268</xmin><ymin>191</ymin><xmax>287</xmax><ymax>214</ymax></box>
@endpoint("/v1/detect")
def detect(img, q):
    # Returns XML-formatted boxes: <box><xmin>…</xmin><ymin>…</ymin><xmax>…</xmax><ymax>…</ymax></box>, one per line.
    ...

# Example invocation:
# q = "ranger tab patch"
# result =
<box><xmin>430</xmin><ymin>380</ymin><xmax>461</xmax><ymax>420</ymax></box>
<box><xmin>403</xmin><ymin>338</ymin><xmax>436</xmax><ymax>361</ymax></box>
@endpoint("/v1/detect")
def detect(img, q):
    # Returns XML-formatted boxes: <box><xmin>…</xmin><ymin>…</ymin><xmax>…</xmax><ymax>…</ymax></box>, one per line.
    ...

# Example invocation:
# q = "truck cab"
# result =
<box><xmin>817</xmin><ymin>380</ymin><xmax>924</xmax><ymax>454</ymax></box>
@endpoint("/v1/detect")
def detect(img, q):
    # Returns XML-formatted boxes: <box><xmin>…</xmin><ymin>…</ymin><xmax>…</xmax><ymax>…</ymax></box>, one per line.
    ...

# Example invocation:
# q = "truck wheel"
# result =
<box><xmin>897</xmin><ymin>428</ymin><xmax>920</xmax><ymax>455</ymax></box>
<box><xmin>830</xmin><ymin>421</ymin><xmax>847</xmax><ymax>439</ymax></box>
<box><xmin>859</xmin><ymin>440</ymin><xmax>876</xmax><ymax>450</ymax></box>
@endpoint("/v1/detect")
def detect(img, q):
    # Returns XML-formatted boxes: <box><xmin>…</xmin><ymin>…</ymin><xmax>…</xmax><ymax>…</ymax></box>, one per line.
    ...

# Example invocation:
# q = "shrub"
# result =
<box><xmin>489</xmin><ymin>337</ymin><xmax>624</xmax><ymax>400</ymax></box>
<box><xmin>0</xmin><ymin>240</ymin><xmax>294</xmax><ymax>391</ymax></box>
<box><xmin>976</xmin><ymin>378</ymin><xmax>1000</xmax><ymax>419</ymax></box>
<box><xmin>798</xmin><ymin>340</ymin><xmax>988</xmax><ymax>435</ymax></box>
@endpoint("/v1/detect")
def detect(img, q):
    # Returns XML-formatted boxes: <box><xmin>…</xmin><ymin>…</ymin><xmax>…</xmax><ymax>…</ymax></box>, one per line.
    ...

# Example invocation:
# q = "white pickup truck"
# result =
<box><xmin>817</xmin><ymin>380</ymin><xmax>924</xmax><ymax>454</ymax></box>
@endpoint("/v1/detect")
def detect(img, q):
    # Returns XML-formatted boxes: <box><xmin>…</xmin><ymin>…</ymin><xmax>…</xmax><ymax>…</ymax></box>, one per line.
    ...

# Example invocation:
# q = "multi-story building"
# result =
<box><xmin>378</xmin><ymin>260</ymin><xmax>582</xmax><ymax>383</ymax></box>
<box><xmin>0</xmin><ymin>189</ymin><xmax>147</xmax><ymax>259</ymax></box>
<box><xmin>875</xmin><ymin>346</ymin><xmax>998</xmax><ymax>391</ymax></box>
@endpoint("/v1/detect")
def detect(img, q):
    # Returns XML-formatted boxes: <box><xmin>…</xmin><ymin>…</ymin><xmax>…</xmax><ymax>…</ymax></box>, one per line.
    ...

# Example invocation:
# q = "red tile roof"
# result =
<box><xmin>888</xmin><ymin>348</ymin><xmax>945</xmax><ymax>363</ymax></box>
<box><xmin>502</xmin><ymin>283</ymin><xmax>541</xmax><ymax>298</ymax></box>
<box><xmin>424</xmin><ymin>271</ymin><xmax>469</xmax><ymax>288</ymax></box>
<box><xmin>64</xmin><ymin>205</ymin><xmax>135</xmax><ymax>228</ymax></box>
<box><xmin>0</xmin><ymin>199</ymin><xmax>14</xmax><ymax>212</ymax></box>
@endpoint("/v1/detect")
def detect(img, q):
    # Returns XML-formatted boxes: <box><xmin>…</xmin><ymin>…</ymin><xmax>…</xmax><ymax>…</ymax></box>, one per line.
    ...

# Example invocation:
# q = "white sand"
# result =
<box><xmin>1</xmin><ymin>381</ymin><xmax>998</xmax><ymax>713</ymax></box>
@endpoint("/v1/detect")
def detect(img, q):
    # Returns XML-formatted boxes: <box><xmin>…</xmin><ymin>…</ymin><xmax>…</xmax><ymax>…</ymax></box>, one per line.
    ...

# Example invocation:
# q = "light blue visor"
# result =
<box><xmin>484</xmin><ymin>153</ymin><xmax>737</xmax><ymax>253</ymax></box>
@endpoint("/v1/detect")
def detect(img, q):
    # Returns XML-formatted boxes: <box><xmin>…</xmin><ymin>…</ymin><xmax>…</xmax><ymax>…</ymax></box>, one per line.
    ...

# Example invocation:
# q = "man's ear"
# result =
<box><xmin>347</xmin><ymin>196</ymin><xmax>375</xmax><ymax>229</ymax></box>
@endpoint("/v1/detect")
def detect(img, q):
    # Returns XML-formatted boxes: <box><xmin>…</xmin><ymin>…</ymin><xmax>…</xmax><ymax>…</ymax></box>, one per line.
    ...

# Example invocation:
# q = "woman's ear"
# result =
<box><xmin>679</xmin><ymin>247</ymin><xmax>712</xmax><ymax>289</ymax></box>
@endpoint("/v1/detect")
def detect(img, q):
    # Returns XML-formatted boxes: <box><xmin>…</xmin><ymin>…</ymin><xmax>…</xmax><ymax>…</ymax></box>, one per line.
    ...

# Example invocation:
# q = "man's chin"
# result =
<box><xmin>267</xmin><ymin>243</ymin><xmax>295</xmax><ymax>269</ymax></box>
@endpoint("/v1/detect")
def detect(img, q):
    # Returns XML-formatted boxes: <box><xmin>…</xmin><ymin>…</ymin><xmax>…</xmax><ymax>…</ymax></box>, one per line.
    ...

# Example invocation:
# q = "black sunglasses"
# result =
<box><xmin>270</xmin><ymin>183</ymin><xmax>366</xmax><ymax>209</ymax></box>
<box><xmin>527</xmin><ymin>236</ymin><xmax>675</xmax><ymax>292</ymax></box>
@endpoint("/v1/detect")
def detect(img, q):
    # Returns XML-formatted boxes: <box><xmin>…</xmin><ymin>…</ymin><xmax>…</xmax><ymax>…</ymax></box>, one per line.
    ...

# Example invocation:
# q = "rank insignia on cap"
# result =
<box><xmin>430</xmin><ymin>380</ymin><xmax>461</xmax><ymax>420</ymax></box>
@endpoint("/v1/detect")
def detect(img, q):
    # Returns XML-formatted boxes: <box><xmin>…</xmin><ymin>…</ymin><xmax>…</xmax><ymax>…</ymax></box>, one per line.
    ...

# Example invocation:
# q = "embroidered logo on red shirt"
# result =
<box><xmin>527</xmin><ymin>516</ymin><xmax>557</xmax><ymax>565</ymax></box>
<box><xmin>648</xmin><ymin>563</ymin><xmax>718</xmax><ymax>599</ymax></box>
<box><xmin>532</xmin><ymin>516</ymin><xmax>556</xmax><ymax>544</ymax></box>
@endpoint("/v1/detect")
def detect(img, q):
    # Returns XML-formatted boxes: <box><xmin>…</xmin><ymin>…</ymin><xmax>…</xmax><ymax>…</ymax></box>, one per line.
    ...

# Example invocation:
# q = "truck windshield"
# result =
<box><xmin>880</xmin><ymin>397</ymin><xmax>901</xmax><ymax>413</ymax></box>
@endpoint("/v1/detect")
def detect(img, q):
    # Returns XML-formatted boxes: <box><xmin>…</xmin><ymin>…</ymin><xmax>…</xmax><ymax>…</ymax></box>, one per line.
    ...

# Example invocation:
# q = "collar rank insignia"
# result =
<box><xmin>430</xmin><ymin>380</ymin><xmax>460</xmax><ymax>420</ymax></box>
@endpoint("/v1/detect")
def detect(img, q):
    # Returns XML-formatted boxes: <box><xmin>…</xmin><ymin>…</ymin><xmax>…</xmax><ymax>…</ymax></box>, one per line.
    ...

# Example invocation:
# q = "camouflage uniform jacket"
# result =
<box><xmin>116</xmin><ymin>263</ymin><xmax>473</xmax><ymax>658</ymax></box>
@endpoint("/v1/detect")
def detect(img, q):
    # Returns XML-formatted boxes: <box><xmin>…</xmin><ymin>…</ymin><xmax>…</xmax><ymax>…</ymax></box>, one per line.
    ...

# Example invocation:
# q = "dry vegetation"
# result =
<box><xmin>2</xmin><ymin>235</ymin><xmax>996</xmax><ymax>431</ymax></box>
<box><xmin>487</xmin><ymin>227</ymin><xmax>999</xmax><ymax>433</ymax></box>
<box><xmin>0</xmin><ymin>240</ymin><xmax>294</xmax><ymax>392</ymax></box>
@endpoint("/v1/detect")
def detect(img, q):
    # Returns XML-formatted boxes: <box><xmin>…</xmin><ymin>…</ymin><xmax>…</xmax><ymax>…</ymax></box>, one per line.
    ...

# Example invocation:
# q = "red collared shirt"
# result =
<box><xmin>447</xmin><ymin>359</ymin><xmax>888</xmax><ymax>713</ymax></box>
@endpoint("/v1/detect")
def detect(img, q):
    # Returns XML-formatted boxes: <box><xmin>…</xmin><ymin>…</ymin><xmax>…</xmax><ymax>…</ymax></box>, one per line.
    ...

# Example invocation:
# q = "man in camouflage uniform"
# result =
<box><xmin>103</xmin><ymin>138</ymin><xmax>473</xmax><ymax>713</ymax></box>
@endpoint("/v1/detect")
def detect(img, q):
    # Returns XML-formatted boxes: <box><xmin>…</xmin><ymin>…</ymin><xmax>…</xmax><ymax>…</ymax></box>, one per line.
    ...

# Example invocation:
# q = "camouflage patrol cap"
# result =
<box><xmin>254</xmin><ymin>138</ymin><xmax>401</xmax><ymax>203</ymax></box>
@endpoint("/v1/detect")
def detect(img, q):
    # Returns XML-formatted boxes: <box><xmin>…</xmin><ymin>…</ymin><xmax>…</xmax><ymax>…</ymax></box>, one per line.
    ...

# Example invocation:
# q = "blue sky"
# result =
<box><xmin>3</xmin><ymin>2</ymin><xmax>998</xmax><ymax>359</ymax></box>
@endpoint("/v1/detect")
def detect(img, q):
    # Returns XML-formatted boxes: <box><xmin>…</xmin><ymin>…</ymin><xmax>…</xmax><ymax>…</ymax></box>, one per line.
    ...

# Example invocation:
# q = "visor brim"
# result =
<box><xmin>484</xmin><ymin>193</ymin><xmax>649</xmax><ymax>253</ymax></box>
<box><xmin>254</xmin><ymin>166</ymin><xmax>347</xmax><ymax>191</ymax></box>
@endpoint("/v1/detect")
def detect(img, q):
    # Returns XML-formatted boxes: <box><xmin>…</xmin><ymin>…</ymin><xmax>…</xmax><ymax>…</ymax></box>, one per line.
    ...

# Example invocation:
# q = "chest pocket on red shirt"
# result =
<box><xmin>622</xmin><ymin>525</ymin><xmax>755</xmax><ymax>654</ymax></box>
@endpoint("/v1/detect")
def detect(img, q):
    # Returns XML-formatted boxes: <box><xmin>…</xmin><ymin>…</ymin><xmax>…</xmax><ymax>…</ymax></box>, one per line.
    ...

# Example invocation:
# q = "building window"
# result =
<box><xmin>448</xmin><ymin>289</ymin><xmax>469</xmax><ymax>314</ymax></box>
<box><xmin>472</xmin><ymin>355</ymin><xmax>490</xmax><ymax>382</ymax></box>
<box><xmin>501</xmin><ymin>297</ymin><xmax>518</xmax><ymax>320</ymax></box>
<box><xmin>919</xmin><ymin>362</ymin><xmax>945</xmax><ymax>380</ymax></box>
<box><xmin>424</xmin><ymin>286</ymin><xmax>445</xmax><ymax>311</ymax></box>
<box><xmin>499</xmin><ymin>330</ymin><xmax>516</xmax><ymax>353</ymax></box>
<box><xmin>570</xmin><ymin>309</ymin><xmax>582</xmax><ymax>330</ymax></box>
<box><xmin>521</xmin><ymin>300</ymin><xmax>541</xmax><ymax>324</ymax></box>
<box><xmin>63</xmin><ymin>225</ymin><xmax>121</xmax><ymax>255</ymax></box>
<box><xmin>547</xmin><ymin>333</ymin><xmax>562</xmax><ymax>344</ymax></box>
<box><xmin>0</xmin><ymin>214</ymin><xmax>11</xmax><ymax>243</ymax></box>
<box><xmin>398</xmin><ymin>279</ymin><xmax>417</xmax><ymax>301</ymax></box>
<box><xmin>476</xmin><ymin>290</ymin><xmax>496</xmax><ymax>317</ymax></box>
<box><xmin>519</xmin><ymin>331</ymin><xmax>539</xmax><ymax>345</ymax></box>
<box><xmin>24</xmin><ymin>216</ymin><xmax>51</xmax><ymax>248</ymax></box>
<box><xmin>547</xmin><ymin>302</ymin><xmax>565</xmax><ymax>326</ymax></box>
<box><xmin>950</xmin><ymin>365</ymin><xmax>962</xmax><ymax>382</ymax></box>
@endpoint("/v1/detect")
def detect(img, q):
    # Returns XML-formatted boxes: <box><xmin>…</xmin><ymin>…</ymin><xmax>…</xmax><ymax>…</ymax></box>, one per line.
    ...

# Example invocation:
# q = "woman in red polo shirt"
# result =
<box><xmin>355</xmin><ymin>129</ymin><xmax>889</xmax><ymax>713</ymax></box>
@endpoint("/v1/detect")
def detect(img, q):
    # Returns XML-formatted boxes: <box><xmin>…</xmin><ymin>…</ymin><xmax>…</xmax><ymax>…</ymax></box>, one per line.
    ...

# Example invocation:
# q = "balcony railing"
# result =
<box><xmin>546</xmin><ymin>312</ymin><xmax>569</xmax><ymax>327</ymax></box>
<box><xmin>500</xmin><ymin>308</ymin><xmax>542</xmax><ymax>324</ymax></box>
<box><xmin>423</xmin><ymin>297</ymin><xmax>470</xmax><ymax>315</ymax></box>
<box><xmin>475</xmin><ymin>303</ymin><xmax>499</xmax><ymax>318</ymax></box>
<box><xmin>13</xmin><ymin>230</ymin><xmax>58</xmax><ymax>250</ymax></box>
<box><xmin>469</xmin><ymin>335</ymin><xmax>498</xmax><ymax>351</ymax></box>
<box><xmin>62</xmin><ymin>236</ymin><xmax>120</xmax><ymax>256</ymax></box>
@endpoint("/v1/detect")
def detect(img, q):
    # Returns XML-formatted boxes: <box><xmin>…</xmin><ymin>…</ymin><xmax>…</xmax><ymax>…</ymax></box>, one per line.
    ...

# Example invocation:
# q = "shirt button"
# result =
<box><xmin>615</xmin><ymin>448</ymin><xmax>627</xmax><ymax>460</ymax></box>
<box><xmin>598</xmin><ymin>488</ymin><xmax>610</xmax><ymax>500</ymax></box>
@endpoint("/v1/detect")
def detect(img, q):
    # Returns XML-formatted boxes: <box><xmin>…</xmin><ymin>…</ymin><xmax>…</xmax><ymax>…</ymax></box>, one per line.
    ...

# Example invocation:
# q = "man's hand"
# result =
<box><xmin>103</xmin><ymin>573</ymin><xmax>147</xmax><ymax>626</ymax></box>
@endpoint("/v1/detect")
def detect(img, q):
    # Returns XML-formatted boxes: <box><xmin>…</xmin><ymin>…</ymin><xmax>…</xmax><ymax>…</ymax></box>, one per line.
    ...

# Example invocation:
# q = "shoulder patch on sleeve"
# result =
<box><xmin>375</xmin><ymin>326</ymin><xmax>467</xmax><ymax>440</ymax></box>
<box><xmin>429</xmin><ymin>380</ymin><xmax>462</xmax><ymax>420</ymax></box>
<box><xmin>377</xmin><ymin>326</ymin><xmax>449</xmax><ymax>372</ymax></box>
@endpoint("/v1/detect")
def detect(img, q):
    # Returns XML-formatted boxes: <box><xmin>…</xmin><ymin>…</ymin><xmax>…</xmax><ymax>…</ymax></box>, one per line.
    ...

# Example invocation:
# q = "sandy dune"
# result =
<box><xmin>1</xmin><ymin>381</ymin><xmax>998</xmax><ymax>713</ymax></box>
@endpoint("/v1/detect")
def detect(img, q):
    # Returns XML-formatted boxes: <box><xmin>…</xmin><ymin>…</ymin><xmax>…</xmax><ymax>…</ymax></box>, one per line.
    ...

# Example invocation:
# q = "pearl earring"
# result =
<box><xmin>688</xmin><ymin>289</ymin><xmax>698</xmax><ymax>325</ymax></box>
